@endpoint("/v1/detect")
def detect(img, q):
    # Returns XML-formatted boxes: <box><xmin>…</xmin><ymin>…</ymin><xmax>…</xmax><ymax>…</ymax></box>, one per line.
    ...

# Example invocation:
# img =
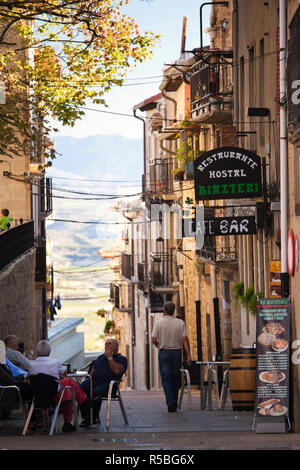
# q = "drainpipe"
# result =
<box><xmin>133</xmin><ymin>109</ymin><xmax>146</xmax><ymax>192</ymax></box>
<box><xmin>160</xmin><ymin>141</ymin><xmax>176</xmax><ymax>156</ymax></box>
<box><xmin>232</xmin><ymin>0</ymin><xmax>239</xmax><ymax>132</ymax></box>
<box><xmin>160</xmin><ymin>76</ymin><xmax>177</xmax><ymax>123</ymax></box>
<box><xmin>133</xmin><ymin>109</ymin><xmax>150</xmax><ymax>390</ymax></box>
<box><xmin>279</xmin><ymin>0</ymin><xmax>289</xmax><ymax>297</ymax></box>
<box><xmin>200</xmin><ymin>2</ymin><xmax>229</xmax><ymax>50</ymax></box>
<box><xmin>196</xmin><ymin>262</ymin><xmax>202</xmax><ymax>361</ymax></box>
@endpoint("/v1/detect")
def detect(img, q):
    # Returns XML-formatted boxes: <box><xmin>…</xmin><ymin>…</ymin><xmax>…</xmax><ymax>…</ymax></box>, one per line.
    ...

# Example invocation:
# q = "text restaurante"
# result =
<box><xmin>196</xmin><ymin>150</ymin><xmax>258</xmax><ymax>172</ymax></box>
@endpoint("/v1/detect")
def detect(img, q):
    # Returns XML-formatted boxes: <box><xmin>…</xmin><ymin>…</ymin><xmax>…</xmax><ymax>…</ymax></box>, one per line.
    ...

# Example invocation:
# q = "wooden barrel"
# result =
<box><xmin>229</xmin><ymin>348</ymin><xmax>256</xmax><ymax>411</ymax></box>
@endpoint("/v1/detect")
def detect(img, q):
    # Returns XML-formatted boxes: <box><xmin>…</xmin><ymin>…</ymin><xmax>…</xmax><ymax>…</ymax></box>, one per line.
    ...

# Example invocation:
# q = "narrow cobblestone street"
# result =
<box><xmin>1</xmin><ymin>390</ymin><xmax>300</xmax><ymax>450</ymax></box>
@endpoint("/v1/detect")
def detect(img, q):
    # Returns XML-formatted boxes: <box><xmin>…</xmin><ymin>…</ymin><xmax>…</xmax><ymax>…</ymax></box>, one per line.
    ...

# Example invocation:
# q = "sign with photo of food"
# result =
<box><xmin>270</xmin><ymin>260</ymin><xmax>281</xmax><ymax>298</ymax></box>
<box><xmin>255</xmin><ymin>298</ymin><xmax>291</xmax><ymax>418</ymax></box>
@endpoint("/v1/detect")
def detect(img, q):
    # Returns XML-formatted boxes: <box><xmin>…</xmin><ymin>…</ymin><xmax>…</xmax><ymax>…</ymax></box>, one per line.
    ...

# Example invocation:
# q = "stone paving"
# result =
<box><xmin>0</xmin><ymin>389</ymin><xmax>299</xmax><ymax>450</ymax></box>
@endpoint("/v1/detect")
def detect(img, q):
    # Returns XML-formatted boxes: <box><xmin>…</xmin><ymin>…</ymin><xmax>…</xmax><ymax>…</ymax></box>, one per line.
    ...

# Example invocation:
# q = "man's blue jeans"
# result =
<box><xmin>158</xmin><ymin>349</ymin><xmax>182</xmax><ymax>406</ymax></box>
<box><xmin>80</xmin><ymin>379</ymin><xmax>112</xmax><ymax>419</ymax></box>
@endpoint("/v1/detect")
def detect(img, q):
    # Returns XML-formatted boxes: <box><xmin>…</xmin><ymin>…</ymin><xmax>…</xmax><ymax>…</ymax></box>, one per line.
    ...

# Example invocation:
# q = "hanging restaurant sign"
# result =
<box><xmin>182</xmin><ymin>216</ymin><xmax>256</xmax><ymax>237</ymax></box>
<box><xmin>194</xmin><ymin>146</ymin><xmax>262</xmax><ymax>201</ymax></box>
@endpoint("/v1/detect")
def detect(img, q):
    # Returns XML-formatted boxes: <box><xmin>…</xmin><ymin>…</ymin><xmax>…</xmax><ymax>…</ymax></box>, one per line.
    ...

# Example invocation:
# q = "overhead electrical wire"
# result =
<box><xmin>50</xmin><ymin>176</ymin><xmax>141</xmax><ymax>183</ymax></box>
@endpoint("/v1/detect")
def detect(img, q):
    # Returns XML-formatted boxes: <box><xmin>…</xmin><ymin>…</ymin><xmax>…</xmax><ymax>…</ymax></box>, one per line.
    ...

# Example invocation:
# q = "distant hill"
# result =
<box><xmin>48</xmin><ymin>134</ymin><xmax>143</xmax><ymax>179</ymax></box>
<box><xmin>46</xmin><ymin>134</ymin><xmax>143</xmax><ymax>270</ymax></box>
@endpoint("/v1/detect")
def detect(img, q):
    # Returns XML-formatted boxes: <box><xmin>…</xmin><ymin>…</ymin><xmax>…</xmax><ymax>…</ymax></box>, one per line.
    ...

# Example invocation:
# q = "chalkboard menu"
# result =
<box><xmin>255</xmin><ymin>298</ymin><xmax>291</xmax><ymax>418</ymax></box>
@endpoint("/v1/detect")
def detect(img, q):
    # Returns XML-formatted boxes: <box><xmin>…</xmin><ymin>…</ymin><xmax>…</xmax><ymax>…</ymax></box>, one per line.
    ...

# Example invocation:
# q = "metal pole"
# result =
<box><xmin>200</xmin><ymin>2</ymin><xmax>229</xmax><ymax>50</ymax></box>
<box><xmin>196</xmin><ymin>268</ymin><xmax>202</xmax><ymax>361</ymax></box>
<box><xmin>279</xmin><ymin>0</ymin><xmax>289</xmax><ymax>298</ymax></box>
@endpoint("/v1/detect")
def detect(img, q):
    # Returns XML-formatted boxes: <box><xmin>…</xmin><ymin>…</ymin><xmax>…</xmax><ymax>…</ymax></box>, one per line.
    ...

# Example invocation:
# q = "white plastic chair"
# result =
<box><xmin>178</xmin><ymin>369</ymin><xmax>192</xmax><ymax>410</ymax></box>
<box><xmin>100</xmin><ymin>374</ymin><xmax>129</xmax><ymax>430</ymax></box>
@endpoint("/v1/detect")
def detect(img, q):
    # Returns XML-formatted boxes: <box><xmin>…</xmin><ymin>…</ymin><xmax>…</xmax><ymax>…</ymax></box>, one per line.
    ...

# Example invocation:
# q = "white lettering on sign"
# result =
<box><xmin>197</xmin><ymin>151</ymin><xmax>258</xmax><ymax>172</ymax></box>
<box><xmin>218</xmin><ymin>218</ymin><xmax>250</xmax><ymax>235</ymax></box>
<box><xmin>209</xmin><ymin>169</ymin><xmax>247</xmax><ymax>178</ymax></box>
<box><xmin>291</xmin><ymin>80</ymin><xmax>300</xmax><ymax>105</ymax></box>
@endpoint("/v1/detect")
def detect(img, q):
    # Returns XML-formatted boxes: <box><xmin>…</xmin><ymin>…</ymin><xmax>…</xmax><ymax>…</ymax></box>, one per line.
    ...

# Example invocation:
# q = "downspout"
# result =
<box><xmin>196</xmin><ymin>259</ymin><xmax>202</xmax><ymax>361</ymax></box>
<box><xmin>160</xmin><ymin>141</ymin><xmax>176</xmax><ymax>156</ymax></box>
<box><xmin>133</xmin><ymin>109</ymin><xmax>146</xmax><ymax>193</ymax></box>
<box><xmin>232</xmin><ymin>0</ymin><xmax>239</xmax><ymax>132</ymax></box>
<box><xmin>160</xmin><ymin>76</ymin><xmax>177</xmax><ymax>123</ymax></box>
<box><xmin>133</xmin><ymin>109</ymin><xmax>150</xmax><ymax>390</ymax></box>
<box><xmin>279</xmin><ymin>0</ymin><xmax>289</xmax><ymax>297</ymax></box>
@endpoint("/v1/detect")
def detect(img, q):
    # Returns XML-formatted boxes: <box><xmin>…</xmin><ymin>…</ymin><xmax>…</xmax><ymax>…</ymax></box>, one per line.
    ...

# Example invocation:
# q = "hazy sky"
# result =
<box><xmin>50</xmin><ymin>0</ymin><xmax>210</xmax><ymax>140</ymax></box>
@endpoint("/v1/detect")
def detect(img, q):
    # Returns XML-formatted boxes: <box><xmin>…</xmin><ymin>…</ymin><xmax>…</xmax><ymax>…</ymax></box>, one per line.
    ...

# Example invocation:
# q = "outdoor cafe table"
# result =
<box><xmin>67</xmin><ymin>371</ymin><xmax>93</xmax><ymax>425</ymax></box>
<box><xmin>196</xmin><ymin>361</ymin><xmax>231</xmax><ymax>410</ymax></box>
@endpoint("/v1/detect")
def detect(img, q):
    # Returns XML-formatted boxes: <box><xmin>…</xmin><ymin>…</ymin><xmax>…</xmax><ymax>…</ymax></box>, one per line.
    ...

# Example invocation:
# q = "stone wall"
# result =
<box><xmin>0</xmin><ymin>248</ymin><xmax>42</xmax><ymax>352</ymax></box>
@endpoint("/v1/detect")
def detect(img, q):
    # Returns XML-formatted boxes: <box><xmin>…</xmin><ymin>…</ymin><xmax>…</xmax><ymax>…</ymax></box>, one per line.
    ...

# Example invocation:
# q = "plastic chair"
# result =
<box><xmin>178</xmin><ymin>369</ymin><xmax>192</xmax><ymax>410</ymax></box>
<box><xmin>22</xmin><ymin>374</ymin><xmax>77</xmax><ymax>436</ymax></box>
<box><xmin>99</xmin><ymin>374</ymin><xmax>128</xmax><ymax>430</ymax></box>
<box><xmin>0</xmin><ymin>385</ymin><xmax>27</xmax><ymax>424</ymax></box>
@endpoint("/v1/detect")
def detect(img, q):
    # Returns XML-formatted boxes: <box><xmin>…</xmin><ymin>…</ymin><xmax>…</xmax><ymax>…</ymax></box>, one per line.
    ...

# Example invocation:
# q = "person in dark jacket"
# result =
<box><xmin>79</xmin><ymin>338</ymin><xmax>127</xmax><ymax>427</ymax></box>
<box><xmin>0</xmin><ymin>340</ymin><xmax>33</xmax><ymax>418</ymax></box>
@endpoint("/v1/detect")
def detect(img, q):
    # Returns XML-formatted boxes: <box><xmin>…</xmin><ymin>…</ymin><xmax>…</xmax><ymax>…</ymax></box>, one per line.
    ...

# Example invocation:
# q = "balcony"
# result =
<box><xmin>115</xmin><ymin>284</ymin><xmax>120</xmax><ymax>309</ymax></box>
<box><xmin>40</xmin><ymin>177</ymin><xmax>53</xmax><ymax>216</ymax></box>
<box><xmin>0</xmin><ymin>221</ymin><xmax>34</xmax><ymax>272</ymax></box>
<box><xmin>35</xmin><ymin>238</ymin><xmax>46</xmax><ymax>283</ymax></box>
<box><xmin>190</xmin><ymin>51</ymin><xmax>233</xmax><ymax>123</ymax></box>
<box><xmin>149</xmin><ymin>250</ymin><xmax>178</xmax><ymax>294</ymax></box>
<box><xmin>149</xmin><ymin>289</ymin><xmax>172</xmax><ymax>313</ymax></box>
<box><xmin>148</xmin><ymin>158</ymin><xmax>175</xmax><ymax>197</ymax></box>
<box><xmin>138</xmin><ymin>262</ymin><xmax>145</xmax><ymax>292</ymax></box>
<box><xmin>109</xmin><ymin>282</ymin><xmax>132</xmax><ymax>312</ymax></box>
<box><xmin>197</xmin><ymin>235</ymin><xmax>237</xmax><ymax>264</ymax></box>
<box><xmin>121</xmin><ymin>252</ymin><xmax>132</xmax><ymax>281</ymax></box>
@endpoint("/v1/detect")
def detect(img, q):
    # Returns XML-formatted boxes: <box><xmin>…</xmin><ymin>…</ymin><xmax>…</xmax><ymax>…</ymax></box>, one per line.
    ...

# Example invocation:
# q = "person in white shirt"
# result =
<box><xmin>4</xmin><ymin>335</ymin><xmax>30</xmax><ymax>371</ymax></box>
<box><xmin>151</xmin><ymin>301</ymin><xmax>192</xmax><ymax>413</ymax></box>
<box><xmin>29</xmin><ymin>340</ymin><xmax>93</xmax><ymax>432</ymax></box>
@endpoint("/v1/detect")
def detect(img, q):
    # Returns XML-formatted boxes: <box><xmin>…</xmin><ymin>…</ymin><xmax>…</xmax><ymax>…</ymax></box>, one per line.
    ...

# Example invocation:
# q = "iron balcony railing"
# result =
<box><xmin>0</xmin><ymin>221</ymin><xmax>34</xmax><ymax>272</ymax></box>
<box><xmin>115</xmin><ymin>284</ymin><xmax>120</xmax><ymax>310</ymax></box>
<box><xmin>109</xmin><ymin>282</ymin><xmax>115</xmax><ymax>302</ymax></box>
<box><xmin>197</xmin><ymin>207</ymin><xmax>237</xmax><ymax>263</ymax></box>
<box><xmin>190</xmin><ymin>53</ymin><xmax>233</xmax><ymax>119</ymax></box>
<box><xmin>40</xmin><ymin>177</ymin><xmax>53</xmax><ymax>215</ymax></box>
<box><xmin>109</xmin><ymin>282</ymin><xmax>132</xmax><ymax>312</ymax></box>
<box><xmin>148</xmin><ymin>158</ymin><xmax>174</xmax><ymax>195</ymax></box>
<box><xmin>138</xmin><ymin>262</ymin><xmax>145</xmax><ymax>292</ymax></box>
<box><xmin>121</xmin><ymin>252</ymin><xmax>132</xmax><ymax>281</ymax></box>
<box><xmin>35</xmin><ymin>238</ymin><xmax>47</xmax><ymax>283</ymax></box>
<box><xmin>149</xmin><ymin>289</ymin><xmax>173</xmax><ymax>313</ymax></box>
<box><xmin>149</xmin><ymin>250</ymin><xmax>177</xmax><ymax>289</ymax></box>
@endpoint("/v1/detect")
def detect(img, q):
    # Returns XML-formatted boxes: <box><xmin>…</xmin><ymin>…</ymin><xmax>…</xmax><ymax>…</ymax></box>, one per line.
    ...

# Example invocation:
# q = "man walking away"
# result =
<box><xmin>151</xmin><ymin>301</ymin><xmax>192</xmax><ymax>412</ymax></box>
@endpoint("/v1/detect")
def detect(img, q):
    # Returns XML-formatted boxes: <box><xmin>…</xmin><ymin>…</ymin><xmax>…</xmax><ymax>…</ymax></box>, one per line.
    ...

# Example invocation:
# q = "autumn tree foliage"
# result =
<box><xmin>0</xmin><ymin>0</ymin><xmax>159</xmax><ymax>162</ymax></box>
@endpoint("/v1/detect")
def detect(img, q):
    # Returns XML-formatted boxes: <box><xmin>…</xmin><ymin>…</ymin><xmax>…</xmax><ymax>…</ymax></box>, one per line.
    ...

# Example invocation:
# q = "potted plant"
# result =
<box><xmin>173</xmin><ymin>166</ymin><xmax>185</xmax><ymax>181</ymax></box>
<box><xmin>104</xmin><ymin>320</ymin><xmax>115</xmax><ymax>334</ymax></box>
<box><xmin>232</xmin><ymin>281</ymin><xmax>264</xmax><ymax>317</ymax></box>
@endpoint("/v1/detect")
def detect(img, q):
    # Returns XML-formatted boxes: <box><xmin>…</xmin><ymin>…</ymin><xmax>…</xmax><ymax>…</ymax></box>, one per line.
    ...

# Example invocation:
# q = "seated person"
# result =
<box><xmin>4</xmin><ymin>335</ymin><xmax>30</xmax><ymax>372</ymax></box>
<box><xmin>6</xmin><ymin>358</ymin><xmax>28</xmax><ymax>378</ymax></box>
<box><xmin>0</xmin><ymin>340</ymin><xmax>33</xmax><ymax>418</ymax></box>
<box><xmin>80</xmin><ymin>338</ymin><xmax>127</xmax><ymax>427</ymax></box>
<box><xmin>28</xmin><ymin>340</ymin><xmax>93</xmax><ymax>432</ymax></box>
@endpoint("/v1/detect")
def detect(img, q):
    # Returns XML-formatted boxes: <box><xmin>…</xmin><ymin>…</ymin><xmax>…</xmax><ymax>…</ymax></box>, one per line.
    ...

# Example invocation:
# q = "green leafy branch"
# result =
<box><xmin>232</xmin><ymin>282</ymin><xmax>264</xmax><ymax>317</ymax></box>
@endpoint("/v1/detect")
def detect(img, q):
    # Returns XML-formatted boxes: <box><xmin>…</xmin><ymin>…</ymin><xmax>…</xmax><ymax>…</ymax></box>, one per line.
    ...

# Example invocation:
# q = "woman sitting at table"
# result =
<box><xmin>28</xmin><ymin>340</ymin><xmax>95</xmax><ymax>432</ymax></box>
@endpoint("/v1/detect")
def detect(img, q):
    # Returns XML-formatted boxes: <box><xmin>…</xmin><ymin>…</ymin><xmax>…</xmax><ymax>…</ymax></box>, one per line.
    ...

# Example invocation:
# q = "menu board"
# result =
<box><xmin>255</xmin><ymin>298</ymin><xmax>290</xmax><ymax>418</ymax></box>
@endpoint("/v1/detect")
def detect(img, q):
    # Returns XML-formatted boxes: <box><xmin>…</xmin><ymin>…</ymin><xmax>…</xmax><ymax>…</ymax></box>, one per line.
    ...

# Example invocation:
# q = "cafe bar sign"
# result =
<box><xmin>194</xmin><ymin>146</ymin><xmax>262</xmax><ymax>201</ymax></box>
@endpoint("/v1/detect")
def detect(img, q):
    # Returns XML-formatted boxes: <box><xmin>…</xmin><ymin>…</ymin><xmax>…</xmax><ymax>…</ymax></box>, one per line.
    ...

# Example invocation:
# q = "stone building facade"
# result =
<box><xmin>0</xmin><ymin>26</ymin><xmax>52</xmax><ymax>352</ymax></box>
